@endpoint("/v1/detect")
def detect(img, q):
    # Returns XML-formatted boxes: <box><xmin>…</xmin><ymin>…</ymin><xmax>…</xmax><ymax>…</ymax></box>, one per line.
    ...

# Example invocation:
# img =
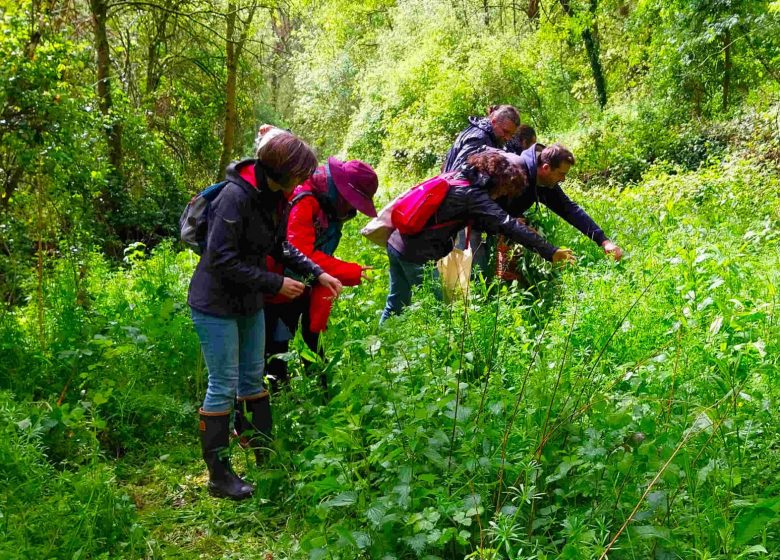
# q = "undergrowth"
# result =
<box><xmin>0</xmin><ymin>111</ymin><xmax>779</xmax><ymax>558</ymax></box>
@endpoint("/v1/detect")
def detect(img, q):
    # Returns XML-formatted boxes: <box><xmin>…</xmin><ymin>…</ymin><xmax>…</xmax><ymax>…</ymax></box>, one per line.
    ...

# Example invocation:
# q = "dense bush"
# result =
<box><xmin>0</xmin><ymin>395</ymin><xmax>146</xmax><ymax>558</ymax></box>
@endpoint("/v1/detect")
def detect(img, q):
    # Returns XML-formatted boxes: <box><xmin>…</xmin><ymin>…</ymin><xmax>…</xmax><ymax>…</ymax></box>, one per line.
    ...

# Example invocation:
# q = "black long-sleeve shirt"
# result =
<box><xmin>500</xmin><ymin>144</ymin><xmax>607</xmax><ymax>246</ymax></box>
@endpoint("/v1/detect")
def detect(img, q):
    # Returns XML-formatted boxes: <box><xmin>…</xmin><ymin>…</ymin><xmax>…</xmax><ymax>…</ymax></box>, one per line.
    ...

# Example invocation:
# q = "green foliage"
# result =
<box><xmin>0</xmin><ymin>110</ymin><xmax>779</xmax><ymax>557</ymax></box>
<box><xmin>0</xmin><ymin>395</ymin><xmax>146</xmax><ymax>558</ymax></box>
<box><xmin>340</xmin><ymin>2</ymin><xmax>546</xmax><ymax>179</ymax></box>
<box><xmin>1</xmin><ymin>0</ymin><xmax>780</xmax><ymax>557</ymax></box>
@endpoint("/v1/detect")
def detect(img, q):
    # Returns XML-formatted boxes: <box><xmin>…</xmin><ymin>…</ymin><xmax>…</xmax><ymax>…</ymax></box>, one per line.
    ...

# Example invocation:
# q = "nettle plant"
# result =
<box><xmin>262</xmin><ymin>154</ymin><xmax>779</xmax><ymax>559</ymax></box>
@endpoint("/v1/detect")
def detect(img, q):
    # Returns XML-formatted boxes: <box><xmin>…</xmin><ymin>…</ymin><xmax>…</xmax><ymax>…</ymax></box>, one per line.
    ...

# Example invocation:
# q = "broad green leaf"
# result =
<box><xmin>321</xmin><ymin>491</ymin><xmax>357</xmax><ymax>509</ymax></box>
<box><xmin>735</xmin><ymin>507</ymin><xmax>778</xmax><ymax>546</ymax></box>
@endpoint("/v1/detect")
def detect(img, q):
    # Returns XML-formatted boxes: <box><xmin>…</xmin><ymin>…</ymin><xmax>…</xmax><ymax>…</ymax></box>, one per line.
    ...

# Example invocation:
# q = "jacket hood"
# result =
<box><xmin>460</xmin><ymin>165</ymin><xmax>491</xmax><ymax>189</ymax></box>
<box><xmin>226</xmin><ymin>159</ymin><xmax>258</xmax><ymax>188</ymax></box>
<box><xmin>468</xmin><ymin>116</ymin><xmax>495</xmax><ymax>136</ymax></box>
<box><xmin>519</xmin><ymin>144</ymin><xmax>539</xmax><ymax>188</ymax></box>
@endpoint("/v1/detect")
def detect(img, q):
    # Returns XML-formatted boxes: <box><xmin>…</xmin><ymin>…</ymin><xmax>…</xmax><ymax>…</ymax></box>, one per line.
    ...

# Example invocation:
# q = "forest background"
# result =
<box><xmin>1</xmin><ymin>0</ymin><xmax>780</xmax><ymax>558</ymax></box>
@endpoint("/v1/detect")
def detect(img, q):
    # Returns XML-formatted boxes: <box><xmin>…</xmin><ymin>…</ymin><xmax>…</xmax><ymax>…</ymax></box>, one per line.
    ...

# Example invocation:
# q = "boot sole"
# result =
<box><xmin>207</xmin><ymin>483</ymin><xmax>253</xmax><ymax>501</ymax></box>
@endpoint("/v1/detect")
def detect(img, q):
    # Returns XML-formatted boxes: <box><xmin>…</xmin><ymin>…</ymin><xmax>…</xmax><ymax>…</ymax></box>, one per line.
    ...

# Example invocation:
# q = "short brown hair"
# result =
<box><xmin>256</xmin><ymin>131</ymin><xmax>317</xmax><ymax>184</ymax></box>
<box><xmin>539</xmin><ymin>143</ymin><xmax>575</xmax><ymax>169</ymax></box>
<box><xmin>466</xmin><ymin>150</ymin><xmax>527</xmax><ymax>198</ymax></box>
<box><xmin>487</xmin><ymin>104</ymin><xmax>521</xmax><ymax>126</ymax></box>
<box><xmin>517</xmin><ymin>124</ymin><xmax>536</xmax><ymax>144</ymax></box>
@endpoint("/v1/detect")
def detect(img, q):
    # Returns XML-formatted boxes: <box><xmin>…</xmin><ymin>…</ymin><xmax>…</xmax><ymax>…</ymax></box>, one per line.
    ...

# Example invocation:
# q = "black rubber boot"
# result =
<box><xmin>235</xmin><ymin>392</ymin><xmax>272</xmax><ymax>466</ymax></box>
<box><xmin>266</xmin><ymin>355</ymin><xmax>290</xmax><ymax>394</ymax></box>
<box><xmin>265</xmin><ymin>337</ymin><xmax>291</xmax><ymax>394</ymax></box>
<box><xmin>199</xmin><ymin>409</ymin><xmax>254</xmax><ymax>500</ymax></box>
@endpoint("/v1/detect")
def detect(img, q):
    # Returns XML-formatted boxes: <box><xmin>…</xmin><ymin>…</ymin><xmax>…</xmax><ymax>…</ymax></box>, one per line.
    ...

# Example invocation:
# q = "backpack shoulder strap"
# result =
<box><xmin>289</xmin><ymin>189</ymin><xmax>338</xmax><ymax>220</ymax></box>
<box><xmin>440</xmin><ymin>171</ymin><xmax>471</xmax><ymax>187</ymax></box>
<box><xmin>199</xmin><ymin>180</ymin><xmax>229</xmax><ymax>201</ymax></box>
<box><xmin>289</xmin><ymin>190</ymin><xmax>315</xmax><ymax>207</ymax></box>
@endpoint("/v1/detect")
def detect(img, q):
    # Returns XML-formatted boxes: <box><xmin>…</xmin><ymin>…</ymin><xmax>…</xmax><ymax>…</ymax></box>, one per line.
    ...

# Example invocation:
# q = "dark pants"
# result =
<box><xmin>264</xmin><ymin>290</ymin><xmax>326</xmax><ymax>392</ymax></box>
<box><xmin>380</xmin><ymin>244</ymin><xmax>441</xmax><ymax>324</ymax></box>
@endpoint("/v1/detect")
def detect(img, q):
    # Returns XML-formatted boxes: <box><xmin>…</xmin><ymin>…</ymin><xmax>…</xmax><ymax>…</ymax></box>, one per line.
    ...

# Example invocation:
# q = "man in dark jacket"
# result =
<box><xmin>442</xmin><ymin>105</ymin><xmax>520</xmax><ymax>173</ymax></box>
<box><xmin>442</xmin><ymin>105</ymin><xmax>520</xmax><ymax>272</ymax></box>
<box><xmin>499</xmin><ymin>143</ymin><xmax>623</xmax><ymax>263</ymax></box>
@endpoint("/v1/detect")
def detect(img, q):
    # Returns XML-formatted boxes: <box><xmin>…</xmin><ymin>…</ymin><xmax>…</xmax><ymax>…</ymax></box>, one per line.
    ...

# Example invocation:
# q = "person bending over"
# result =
<box><xmin>497</xmin><ymin>143</ymin><xmax>623</xmax><ymax>263</ymax></box>
<box><xmin>264</xmin><ymin>157</ymin><xmax>378</xmax><ymax>395</ymax></box>
<box><xmin>380</xmin><ymin>150</ymin><xmax>572</xmax><ymax>323</ymax></box>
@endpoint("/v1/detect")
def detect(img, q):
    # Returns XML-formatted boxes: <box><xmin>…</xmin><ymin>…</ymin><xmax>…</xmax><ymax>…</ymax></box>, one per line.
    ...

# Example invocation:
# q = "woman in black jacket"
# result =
<box><xmin>380</xmin><ymin>150</ymin><xmax>572</xmax><ymax>323</ymax></box>
<box><xmin>188</xmin><ymin>131</ymin><xmax>342</xmax><ymax>500</ymax></box>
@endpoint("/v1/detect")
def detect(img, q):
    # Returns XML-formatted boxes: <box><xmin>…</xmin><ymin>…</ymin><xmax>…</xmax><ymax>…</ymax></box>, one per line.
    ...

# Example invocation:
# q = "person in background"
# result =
<box><xmin>380</xmin><ymin>150</ymin><xmax>572</xmax><ymax>323</ymax></box>
<box><xmin>263</xmin><ymin>157</ymin><xmax>379</xmax><ymax>396</ymax></box>
<box><xmin>497</xmin><ymin>125</ymin><xmax>538</xmax><ymax>280</ymax></box>
<box><xmin>441</xmin><ymin>104</ymin><xmax>521</xmax><ymax>173</ymax></box>
<box><xmin>498</xmin><ymin>143</ymin><xmax>623</xmax><ymax>264</ymax></box>
<box><xmin>505</xmin><ymin>124</ymin><xmax>537</xmax><ymax>154</ymax></box>
<box><xmin>188</xmin><ymin>131</ymin><xmax>343</xmax><ymax>500</ymax></box>
<box><xmin>442</xmin><ymin>105</ymin><xmax>521</xmax><ymax>275</ymax></box>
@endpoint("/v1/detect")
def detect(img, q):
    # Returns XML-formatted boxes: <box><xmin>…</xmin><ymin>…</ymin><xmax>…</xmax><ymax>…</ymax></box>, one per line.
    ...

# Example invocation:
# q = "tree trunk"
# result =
<box><xmin>559</xmin><ymin>0</ymin><xmax>607</xmax><ymax>109</ymax></box>
<box><xmin>89</xmin><ymin>0</ymin><xmax>123</xmax><ymax>178</ymax></box>
<box><xmin>145</xmin><ymin>10</ymin><xmax>170</xmax><ymax>95</ymax></box>
<box><xmin>218</xmin><ymin>4</ymin><xmax>238</xmax><ymax>178</ymax></box>
<box><xmin>527</xmin><ymin>0</ymin><xmax>539</xmax><ymax>23</ymax></box>
<box><xmin>217</xmin><ymin>2</ymin><xmax>257</xmax><ymax>179</ymax></box>
<box><xmin>722</xmin><ymin>28</ymin><xmax>731</xmax><ymax>112</ymax></box>
<box><xmin>269</xmin><ymin>6</ymin><xmax>292</xmax><ymax>113</ymax></box>
<box><xmin>583</xmin><ymin>27</ymin><xmax>607</xmax><ymax>108</ymax></box>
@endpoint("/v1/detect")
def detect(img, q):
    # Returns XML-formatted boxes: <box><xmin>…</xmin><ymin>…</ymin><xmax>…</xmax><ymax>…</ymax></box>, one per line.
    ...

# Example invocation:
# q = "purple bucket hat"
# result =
<box><xmin>327</xmin><ymin>157</ymin><xmax>379</xmax><ymax>218</ymax></box>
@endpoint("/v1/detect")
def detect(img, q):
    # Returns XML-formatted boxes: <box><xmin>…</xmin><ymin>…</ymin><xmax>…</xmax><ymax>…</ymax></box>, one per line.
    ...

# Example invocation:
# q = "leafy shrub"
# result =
<box><xmin>0</xmin><ymin>395</ymin><xmax>146</xmax><ymax>558</ymax></box>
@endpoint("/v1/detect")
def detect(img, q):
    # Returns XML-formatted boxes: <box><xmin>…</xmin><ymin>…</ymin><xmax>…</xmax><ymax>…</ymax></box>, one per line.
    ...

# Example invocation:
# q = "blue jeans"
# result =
<box><xmin>380</xmin><ymin>245</ymin><xmax>437</xmax><ymax>324</ymax></box>
<box><xmin>191</xmin><ymin>307</ymin><xmax>266</xmax><ymax>413</ymax></box>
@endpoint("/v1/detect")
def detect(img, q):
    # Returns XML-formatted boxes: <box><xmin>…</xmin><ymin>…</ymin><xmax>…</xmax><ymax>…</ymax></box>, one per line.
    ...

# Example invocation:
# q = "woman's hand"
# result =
<box><xmin>360</xmin><ymin>265</ymin><xmax>374</xmax><ymax>282</ymax></box>
<box><xmin>317</xmin><ymin>273</ymin><xmax>343</xmax><ymax>298</ymax></box>
<box><xmin>552</xmin><ymin>248</ymin><xmax>576</xmax><ymax>266</ymax></box>
<box><xmin>279</xmin><ymin>277</ymin><xmax>305</xmax><ymax>299</ymax></box>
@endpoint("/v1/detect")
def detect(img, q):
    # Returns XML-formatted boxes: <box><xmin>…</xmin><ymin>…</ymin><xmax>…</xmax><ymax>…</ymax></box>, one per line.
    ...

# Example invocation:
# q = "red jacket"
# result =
<box><xmin>267</xmin><ymin>176</ymin><xmax>362</xmax><ymax>332</ymax></box>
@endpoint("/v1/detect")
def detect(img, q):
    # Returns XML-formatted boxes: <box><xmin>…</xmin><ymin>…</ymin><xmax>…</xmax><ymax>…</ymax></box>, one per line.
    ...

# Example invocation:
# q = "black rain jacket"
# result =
<box><xmin>387</xmin><ymin>167</ymin><xmax>558</xmax><ymax>264</ymax></box>
<box><xmin>188</xmin><ymin>160</ymin><xmax>323</xmax><ymax>317</ymax></box>
<box><xmin>442</xmin><ymin>117</ymin><xmax>498</xmax><ymax>173</ymax></box>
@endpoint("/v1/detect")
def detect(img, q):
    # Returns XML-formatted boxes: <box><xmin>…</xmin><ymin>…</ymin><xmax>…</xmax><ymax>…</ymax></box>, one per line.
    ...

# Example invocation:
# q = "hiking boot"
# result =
<box><xmin>199</xmin><ymin>408</ymin><xmax>254</xmax><ymax>500</ymax></box>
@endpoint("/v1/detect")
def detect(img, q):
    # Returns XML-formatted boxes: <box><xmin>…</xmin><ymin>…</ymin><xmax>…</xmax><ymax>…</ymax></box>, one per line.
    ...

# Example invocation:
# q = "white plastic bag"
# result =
<box><xmin>437</xmin><ymin>246</ymin><xmax>473</xmax><ymax>302</ymax></box>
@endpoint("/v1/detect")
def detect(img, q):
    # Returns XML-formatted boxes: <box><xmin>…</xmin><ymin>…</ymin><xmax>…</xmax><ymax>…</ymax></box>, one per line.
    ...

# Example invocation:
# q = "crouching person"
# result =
<box><xmin>187</xmin><ymin>131</ymin><xmax>342</xmax><ymax>500</ymax></box>
<box><xmin>380</xmin><ymin>150</ymin><xmax>573</xmax><ymax>323</ymax></box>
